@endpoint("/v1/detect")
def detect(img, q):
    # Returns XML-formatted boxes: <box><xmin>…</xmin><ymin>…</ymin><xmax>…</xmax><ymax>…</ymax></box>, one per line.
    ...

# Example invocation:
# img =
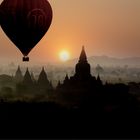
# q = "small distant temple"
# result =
<box><xmin>22</xmin><ymin>68</ymin><xmax>33</xmax><ymax>85</ymax></box>
<box><xmin>37</xmin><ymin>67</ymin><xmax>50</xmax><ymax>86</ymax></box>
<box><xmin>16</xmin><ymin>67</ymin><xmax>53</xmax><ymax>95</ymax></box>
<box><xmin>14</xmin><ymin>65</ymin><xmax>23</xmax><ymax>83</ymax></box>
<box><xmin>37</xmin><ymin>67</ymin><xmax>53</xmax><ymax>93</ymax></box>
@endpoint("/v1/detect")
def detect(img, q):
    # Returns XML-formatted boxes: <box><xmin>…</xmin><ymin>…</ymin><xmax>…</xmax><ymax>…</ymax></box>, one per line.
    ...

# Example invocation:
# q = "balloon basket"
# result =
<box><xmin>23</xmin><ymin>56</ymin><xmax>29</xmax><ymax>62</ymax></box>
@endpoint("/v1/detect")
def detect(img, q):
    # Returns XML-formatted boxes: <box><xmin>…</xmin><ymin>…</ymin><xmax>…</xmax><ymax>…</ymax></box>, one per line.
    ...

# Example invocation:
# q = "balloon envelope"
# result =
<box><xmin>0</xmin><ymin>0</ymin><xmax>53</xmax><ymax>58</ymax></box>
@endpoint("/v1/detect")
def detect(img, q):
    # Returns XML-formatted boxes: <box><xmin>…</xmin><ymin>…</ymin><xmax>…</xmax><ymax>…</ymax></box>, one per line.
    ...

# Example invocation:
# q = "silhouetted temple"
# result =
<box><xmin>16</xmin><ymin>67</ymin><xmax>53</xmax><ymax>95</ymax></box>
<box><xmin>38</xmin><ymin>67</ymin><xmax>50</xmax><ymax>86</ymax></box>
<box><xmin>37</xmin><ymin>67</ymin><xmax>53</xmax><ymax>94</ymax></box>
<box><xmin>22</xmin><ymin>68</ymin><xmax>34</xmax><ymax>85</ymax></box>
<box><xmin>57</xmin><ymin>46</ymin><xmax>102</xmax><ymax>89</ymax></box>
<box><xmin>14</xmin><ymin>65</ymin><xmax>23</xmax><ymax>83</ymax></box>
<box><xmin>56</xmin><ymin>46</ymin><xmax>103</xmax><ymax>106</ymax></box>
<box><xmin>55</xmin><ymin>47</ymin><xmax>138</xmax><ymax>110</ymax></box>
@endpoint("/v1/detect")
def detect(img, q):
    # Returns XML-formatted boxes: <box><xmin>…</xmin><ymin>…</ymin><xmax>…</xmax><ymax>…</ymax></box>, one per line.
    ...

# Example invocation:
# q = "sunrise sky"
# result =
<box><xmin>0</xmin><ymin>0</ymin><xmax>140</xmax><ymax>64</ymax></box>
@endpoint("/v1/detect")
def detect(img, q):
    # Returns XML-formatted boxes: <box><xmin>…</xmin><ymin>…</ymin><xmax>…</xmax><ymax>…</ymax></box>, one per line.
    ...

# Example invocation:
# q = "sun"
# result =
<box><xmin>59</xmin><ymin>50</ymin><xmax>70</xmax><ymax>62</ymax></box>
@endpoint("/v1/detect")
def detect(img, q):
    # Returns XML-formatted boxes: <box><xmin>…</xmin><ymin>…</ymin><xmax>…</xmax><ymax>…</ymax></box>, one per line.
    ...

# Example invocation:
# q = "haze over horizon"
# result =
<box><xmin>0</xmin><ymin>0</ymin><xmax>140</xmax><ymax>64</ymax></box>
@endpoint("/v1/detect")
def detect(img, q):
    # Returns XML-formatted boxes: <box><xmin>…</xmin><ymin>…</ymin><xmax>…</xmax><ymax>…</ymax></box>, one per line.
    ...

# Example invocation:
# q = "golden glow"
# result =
<box><xmin>59</xmin><ymin>50</ymin><xmax>70</xmax><ymax>62</ymax></box>
<box><xmin>0</xmin><ymin>0</ymin><xmax>140</xmax><ymax>62</ymax></box>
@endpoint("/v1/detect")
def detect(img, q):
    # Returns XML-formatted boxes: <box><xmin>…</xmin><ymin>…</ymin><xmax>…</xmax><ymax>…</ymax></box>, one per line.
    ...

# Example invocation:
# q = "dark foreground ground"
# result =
<box><xmin>0</xmin><ymin>101</ymin><xmax>140</xmax><ymax>139</ymax></box>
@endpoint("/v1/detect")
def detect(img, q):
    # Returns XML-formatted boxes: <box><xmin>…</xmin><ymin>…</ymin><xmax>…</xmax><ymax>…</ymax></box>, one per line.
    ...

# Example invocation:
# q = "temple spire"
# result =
<box><xmin>97</xmin><ymin>74</ymin><xmax>102</xmax><ymax>85</ymax></box>
<box><xmin>64</xmin><ymin>73</ymin><xmax>69</xmax><ymax>84</ymax></box>
<box><xmin>79</xmin><ymin>46</ymin><xmax>87</xmax><ymax>63</ymax></box>
<box><xmin>65</xmin><ymin>74</ymin><xmax>69</xmax><ymax>81</ymax></box>
<box><xmin>75</xmin><ymin>46</ymin><xmax>91</xmax><ymax>77</ymax></box>
<box><xmin>14</xmin><ymin>65</ymin><xmax>23</xmax><ymax>82</ymax></box>
<box><xmin>38</xmin><ymin>67</ymin><xmax>49</xmax><ymax>84</ymax></box>
<box><xmin>22</xmin><ymin>68</ymin><xmax>33</xmax><ymax>84</ymax></box>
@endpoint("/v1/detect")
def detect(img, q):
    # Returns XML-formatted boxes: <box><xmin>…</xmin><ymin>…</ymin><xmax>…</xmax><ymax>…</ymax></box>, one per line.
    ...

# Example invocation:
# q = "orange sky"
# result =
<box><xmin>0</xmin><ymin>0</ymin><xmax>140</xmax><ymax>64</ymax></box>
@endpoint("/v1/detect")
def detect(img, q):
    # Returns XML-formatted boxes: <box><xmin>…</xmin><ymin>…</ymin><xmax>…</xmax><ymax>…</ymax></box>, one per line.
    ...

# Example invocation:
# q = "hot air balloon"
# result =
<box><xmin>0</xmin><ymin>0</ymin><xmax>53</xmax><ymax>61</ymax></box>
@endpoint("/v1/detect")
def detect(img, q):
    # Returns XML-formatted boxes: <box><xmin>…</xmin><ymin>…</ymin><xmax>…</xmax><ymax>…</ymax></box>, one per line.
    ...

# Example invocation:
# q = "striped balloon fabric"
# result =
<box><xmin>0</xmin><ymin>0</ymin><xmax>53</xmax><ymax>61</ymax></box>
